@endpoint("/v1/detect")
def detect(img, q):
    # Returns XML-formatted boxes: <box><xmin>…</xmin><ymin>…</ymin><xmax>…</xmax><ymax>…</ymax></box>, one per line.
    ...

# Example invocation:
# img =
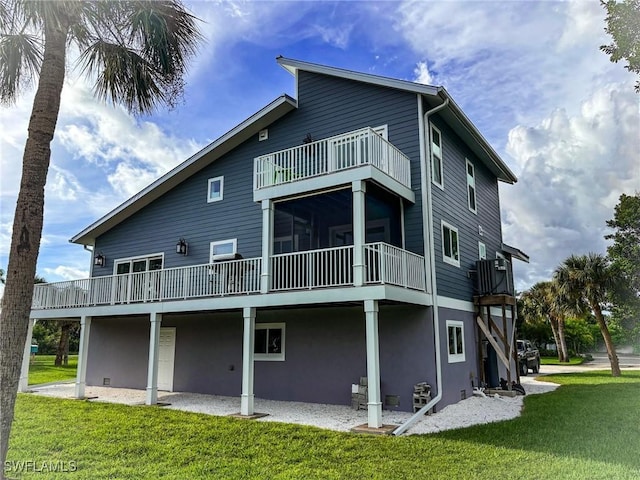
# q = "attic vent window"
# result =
<box><xmin>258</xmin><ymin>129</ymin><xmax>268</xmax><ymax>141</ymax></box>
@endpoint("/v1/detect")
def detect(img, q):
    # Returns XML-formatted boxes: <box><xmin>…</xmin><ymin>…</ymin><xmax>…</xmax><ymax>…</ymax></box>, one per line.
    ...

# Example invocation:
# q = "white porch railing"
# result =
<box><xmin>31</xmin><ymin>244</ymin><xmax>426</xmax><ymax>310</ymax></box>
<box><xmin>271</xmin><ymin>246</ymin><xmax>354</xmax><ymax>291</ymax></box>
<box><xmin>364</xmin><ymin>243</ymin><xmax>427</xmax><ymax>291</ymax></box>
<box><xmin>254</xmin><ymin>127</ymin><xmax>411</xmax><ymax>190</ymax></box>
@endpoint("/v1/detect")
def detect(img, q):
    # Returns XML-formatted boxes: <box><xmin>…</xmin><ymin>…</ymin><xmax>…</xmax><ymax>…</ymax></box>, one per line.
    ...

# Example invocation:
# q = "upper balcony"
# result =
<box><xmin>253</xmin><ymin>127</ymin><xmax>414</xmax><ymax>202</ymax></box>
<box><xmin>31</xmin><ymin>243</ymin><xmax>427</xmax><ymax>314</ymax></box>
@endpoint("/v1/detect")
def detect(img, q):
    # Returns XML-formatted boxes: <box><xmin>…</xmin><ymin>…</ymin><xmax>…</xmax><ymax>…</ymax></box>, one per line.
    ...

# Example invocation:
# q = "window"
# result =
<box><xmin>441</xmin><ymin>221</ymin><xmax>460</xmax><ymax>267</ymax></box>
<box><xmin>447</xmin><ymin>320</ymin><xmax>465</xmax><ymax>363</ymax></box>
<box><xmin>430</xmin><ymin>125</ymin><xmax>443</xmax><ymax>188</ymax></box>
<box><xmin>210</xmin><ymin>239</ymin><xmax>237</xmax><ymax>261</ymax></box>
<box><xmin>254</xmin><ymin>323</ymin><xmax>285</xmax><ymax>361</ymax></box>
<box><xmin>478</xmin><ymin>242</ymin><xmax>486</xmax><ymax>260</ymax></box>
<box><xmin>466</xmin><ymin>159</ymin><xmax>477</xmax><ymax>213</ymax></box>
<box><xmin>207</xmin><ymin>176</ymin><xmax>224</xmax><ymax>203</ymax></box>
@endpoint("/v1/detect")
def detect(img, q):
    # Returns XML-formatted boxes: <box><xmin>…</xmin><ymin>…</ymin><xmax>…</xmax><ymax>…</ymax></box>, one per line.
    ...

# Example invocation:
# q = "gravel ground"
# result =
<box><xmin>29</xmin><ymin>376</ymin><xmax>558</xmax><ymax>435</ymax></box>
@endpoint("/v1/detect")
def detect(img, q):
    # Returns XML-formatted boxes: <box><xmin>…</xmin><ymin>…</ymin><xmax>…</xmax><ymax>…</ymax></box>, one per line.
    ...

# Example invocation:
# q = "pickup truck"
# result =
<box><xmin>517</xmin><ymin>340</ymin><xmax>540</xmax><ymax>376</ymax></box>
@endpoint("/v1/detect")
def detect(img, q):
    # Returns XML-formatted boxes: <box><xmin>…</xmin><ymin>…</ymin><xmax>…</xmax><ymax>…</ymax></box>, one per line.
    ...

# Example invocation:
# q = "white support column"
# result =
<box><xmin>18</xmin><ymin>318</ymin><xmax>36</xmax><ymax>393</ymax></box>
<box><xmin>145</xmin><ymin>312</ymin><xmax>162</xmax><ymax>405</ymax></box>
<box><xmin>364</xmin><ymin>299</ymin><xmax>382</xmax><ymax>428</ymax></box>
<box><xmin>352</xmin><ymin>180</ymin><xmax>367</xmax><ymax>286</ymax></box>
<box><xmin>260</xmin><ymin>199</ymin><xmax>274</xmax><ymax>293</ymax></box>
<box><xmin>74</xmin><ymin>316</ymin><xmax>92</xmax><ymax>398</ymax></box>
<box><xmin>240</xmin><ymin>307</ymin><xmax>256</xmax><ymax>416</ymax></box>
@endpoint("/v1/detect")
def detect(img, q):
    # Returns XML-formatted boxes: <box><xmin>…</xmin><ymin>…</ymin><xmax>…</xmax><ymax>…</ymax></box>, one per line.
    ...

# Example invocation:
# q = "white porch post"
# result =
<box><xmin>260</xmin><ymin>199</ymin><xmax>274</xmax><ymax>293</ymax></box>
<box><xmin>364</xmin><ymin>299</ymin><xmax>383</xmax><ymax>428</ymax></box>
<box><xmin>74</xmin><ymin>316</ymin><xmax>92</xmax><ymax>398</ymax></box>
<box><xmin>352</xmin><ymin>180</ymin><xmax>367</xmax><ymax>286</ymax></box>
<box><xmin>18</xmin><ymin>318</ymin><xmax>36</xmax><ymax>393</ymax></box>
<box><xmin>240</xmin><ymin>307</ymin><xmax>256</xmax><ymax>415</ymax></box>
<box><xmin>145</xmin><ymin>312</ymin><xmax>162</xmax><ymax>405</ymax></box>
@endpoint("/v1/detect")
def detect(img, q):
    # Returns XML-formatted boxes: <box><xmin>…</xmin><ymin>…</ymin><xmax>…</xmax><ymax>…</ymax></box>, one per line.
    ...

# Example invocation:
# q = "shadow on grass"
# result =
<box><xmin>433</xmin><ymin>370</ymin><xmax>640</xmax><ymax>470</ymax></box>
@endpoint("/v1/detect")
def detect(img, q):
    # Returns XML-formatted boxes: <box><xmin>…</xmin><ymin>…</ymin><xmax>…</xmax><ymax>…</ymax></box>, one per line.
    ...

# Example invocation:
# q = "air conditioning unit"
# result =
<box><xmin>475</xmin><ymin>258</ymin><xmax>514</xmax><ymax>296</ymax></box>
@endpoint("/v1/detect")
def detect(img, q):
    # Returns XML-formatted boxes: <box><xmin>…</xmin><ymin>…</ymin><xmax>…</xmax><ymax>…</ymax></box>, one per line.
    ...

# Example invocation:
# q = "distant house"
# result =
<box><xmin>28</xmin><ymin>57</ymin><xmax>527</xmax><ymax>430</ymax></box>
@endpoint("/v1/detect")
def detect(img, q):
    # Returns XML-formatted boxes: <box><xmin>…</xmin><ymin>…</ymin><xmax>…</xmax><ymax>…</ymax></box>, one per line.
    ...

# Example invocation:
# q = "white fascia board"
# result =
<box><xmin>70</xmin><ymin>95</ymin><xmax>297</xmax><ymax>246</ymax></box>
<box><xmin>277</xmin><ymin>56</ymin><xmax>441</xmax><ymax>97</ymax></box>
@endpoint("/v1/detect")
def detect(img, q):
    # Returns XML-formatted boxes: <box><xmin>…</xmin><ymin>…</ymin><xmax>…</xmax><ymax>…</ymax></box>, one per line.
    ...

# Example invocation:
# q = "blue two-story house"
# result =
<box><xmin>26</xmin><ymin>57</ymin><xmax>526</xmax><ymax>432</ymax></box>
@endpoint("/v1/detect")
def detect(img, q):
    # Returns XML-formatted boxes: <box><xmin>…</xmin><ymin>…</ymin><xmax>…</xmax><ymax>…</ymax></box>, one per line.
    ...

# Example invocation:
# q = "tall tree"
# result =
<box><xmin>0</xmin><ymin>1</ymin><xmax>202</xmax><ymax>470</ymax></box>
<box><xmin>601</xmin><ymin>0</ymin><xmax>640</xmax><ymax>92</ymax></box>
<box><xmin>555</xmin><ymin>253</ymin><xmax>622</xmax><ymax>376</ymax></box>
<box><xmin>606</xmin><ymin>193</ymin><xmax>640</xmax><ymax>293</ymax></box>
<box><xmin>521</xmin><ymin>281</ymin><xmax>570</xmax><ymax>362</ymax></box>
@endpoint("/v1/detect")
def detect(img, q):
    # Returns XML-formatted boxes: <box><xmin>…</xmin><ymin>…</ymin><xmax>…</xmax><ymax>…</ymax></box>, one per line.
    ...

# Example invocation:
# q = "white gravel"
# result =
<box><xmin>29</xmin><ymin>376</ymin><xmax>558</xmax><ymax>435</ymax></box>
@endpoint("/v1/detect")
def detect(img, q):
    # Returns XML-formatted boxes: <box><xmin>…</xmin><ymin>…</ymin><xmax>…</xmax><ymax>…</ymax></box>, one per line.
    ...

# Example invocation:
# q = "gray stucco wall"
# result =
<box><xmin>85</xmin><ymin>305</ymin><xmax>462</xmax><ymax>412</ymax></box>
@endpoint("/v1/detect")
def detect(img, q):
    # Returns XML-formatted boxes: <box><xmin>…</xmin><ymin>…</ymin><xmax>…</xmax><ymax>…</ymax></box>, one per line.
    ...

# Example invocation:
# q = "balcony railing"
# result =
<box><xmin>254</xmin><ymin>127</ymin><xmax>411</xmax><ymax>191</ymax></box>
<box><xmin>31</xmin><ymin>243</ymin><xmax>426</xmax><ymax>310</ymax></box>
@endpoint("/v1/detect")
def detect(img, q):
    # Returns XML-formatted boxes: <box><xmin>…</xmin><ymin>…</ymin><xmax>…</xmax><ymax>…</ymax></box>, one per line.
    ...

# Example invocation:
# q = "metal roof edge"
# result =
<box><xmin>502</xmin><ymin>243</ymin><xmax>530</xmax><ymax>263</ymax></box>
<box><xmin>70</xmin><ymin>94</ymin><xmax>297</xmax><ymax>245</ymax></box>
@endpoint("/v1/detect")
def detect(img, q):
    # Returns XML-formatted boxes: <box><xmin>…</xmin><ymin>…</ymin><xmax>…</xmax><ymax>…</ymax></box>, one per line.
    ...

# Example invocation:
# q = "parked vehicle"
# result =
<box><xmin>517</xmin><ymin>340</ymin><xmax>540</xmax><ymax>376</ymax></box>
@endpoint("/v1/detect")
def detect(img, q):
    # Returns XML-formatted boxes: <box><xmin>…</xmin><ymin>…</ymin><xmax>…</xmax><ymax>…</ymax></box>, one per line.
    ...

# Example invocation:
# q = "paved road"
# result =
<box><xmin>538</xmin><ymin>352</ymin><xmax>640</xmax><ymax>375</ymax></box>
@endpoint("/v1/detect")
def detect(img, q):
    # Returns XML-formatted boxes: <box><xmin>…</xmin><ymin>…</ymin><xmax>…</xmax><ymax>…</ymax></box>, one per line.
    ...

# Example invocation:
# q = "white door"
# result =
<box><xmin>157</xmin><ymin>327</ymin><xmax>176</xmax><ymax>391</ymax></box>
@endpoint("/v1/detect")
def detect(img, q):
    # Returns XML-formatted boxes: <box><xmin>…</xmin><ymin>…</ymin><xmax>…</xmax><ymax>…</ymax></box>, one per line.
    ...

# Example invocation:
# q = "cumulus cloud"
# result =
<box><xmin>42</xmin><ymin>265</ymin><xmax>89</xmax><ymax>282</ymax></box>
<box><xmin>502</xmin><ymin>83</ymin><xmax>640</xmax><ymax>288</ymax></box>
<box><xmin>414</xmin><ymin>61</ymin><xmax>434</xmax><ymax>85</ymax></box>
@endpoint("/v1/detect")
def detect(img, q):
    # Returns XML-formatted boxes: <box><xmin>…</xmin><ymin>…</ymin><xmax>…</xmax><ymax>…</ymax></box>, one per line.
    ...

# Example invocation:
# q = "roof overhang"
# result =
<box><xmin>502</xmin><ymin>243</ymin><xmax>530</xmax><ymax>263</ymax></box>
<box><xmin>277</xmin><ymin>56</ymin><xmax>517</xmax><ymax>184</ymax></box>
<box><xmin>71</xmin><ymin>94</ymin><xmax>297</xmax><ymax>246</ymax></box>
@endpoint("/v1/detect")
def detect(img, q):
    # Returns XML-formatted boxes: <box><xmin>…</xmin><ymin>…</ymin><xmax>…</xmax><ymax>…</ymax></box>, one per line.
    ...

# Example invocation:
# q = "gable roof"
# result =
<box><xmin>277</xmin><ymin>56</ymin><xmax>517</xmax><ymax>185</ymax></box>
<box><xmin>71</xmin><ymin>94</ymin><xmax>297</xmax><ymax>246</ymax></box>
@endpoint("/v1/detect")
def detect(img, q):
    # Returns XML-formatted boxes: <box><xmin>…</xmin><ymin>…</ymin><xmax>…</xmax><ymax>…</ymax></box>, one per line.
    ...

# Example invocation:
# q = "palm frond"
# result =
<box><xmin>0</xmin><ymin>31</ymin><xmax>42</xmax><ymax>104</ymax></box>
<box><xmin>78</xmin><ymin>39</ymin><xmax>164</xmax><ymax>114</ymax></box>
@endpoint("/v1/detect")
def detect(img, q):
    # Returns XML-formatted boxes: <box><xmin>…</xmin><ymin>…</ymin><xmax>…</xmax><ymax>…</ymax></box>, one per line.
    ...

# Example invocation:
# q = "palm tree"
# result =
<box><xmin>555</xmin><ymin>253</ymin><xmax>621</xmax><ymax>376</ymax></box>
<box><xmin>520</xmin><ymin>281</ymin><xmax>570</xmax><ymax>362</ymax></box>
<box><xmin>0</xmin><ymin>0</ymin><xmax>202</xmax><ymax>467</ymax></box>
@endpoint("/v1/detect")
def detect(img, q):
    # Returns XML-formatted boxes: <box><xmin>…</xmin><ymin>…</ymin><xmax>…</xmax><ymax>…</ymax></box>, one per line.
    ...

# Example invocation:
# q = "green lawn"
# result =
<box><xmin>28</xmin><ymin>355</ymin><xmax>78</xmax><ymax>385</ymax></box>
<box><xmin>7</xmin><ymin>371</ymin><xmax>640</xmax><ymax>479</ymax></box>
<box><xmin>540</xmin><ymin>356</ymin><xmax>586</xmax><ymax>366</ymax></box>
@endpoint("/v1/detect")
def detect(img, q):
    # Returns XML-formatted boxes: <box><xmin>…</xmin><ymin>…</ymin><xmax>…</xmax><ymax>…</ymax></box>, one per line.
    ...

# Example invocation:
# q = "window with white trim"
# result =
<box><xmin>254</xmin><ymin>323</ymin><xmax>285</xmax><ymax>361</ymax></box>
<box><xmin>441</xmin><ymin>221</ymin><xmax>460</xmax><ymax>267</ymax></box>
<box><xmin>466</xmin><ymin>159</ymin><xmax>477</xmax><ymax>213</ymax></box>
<box><xmin>207</xmin><ymin>176</ymin><xmax>224</xmax><ymax>203</ymax></box>
<box><xmin>479</xmin><ymin>242</ymin><xmax>487</xmax><ymax>260</ymax></box>
<box><xmin>430</xmin><ymin>125</ymin><xmax>443</xmax><ymax>188</ymax></box>
<box><xmin>210</xmin><ymin>238</ymin><xmax>237</xmax><ymax>261</ymax></box>
<box><xmin>447</xmin><ymin>320</ymin><xmax>465</xmax><ymax>363</ymax></box>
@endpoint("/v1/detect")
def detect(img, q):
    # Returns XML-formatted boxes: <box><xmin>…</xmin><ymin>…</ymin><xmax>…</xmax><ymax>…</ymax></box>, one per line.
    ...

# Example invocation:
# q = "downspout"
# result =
<box><xmin>83</xmin><ymin>244</ymin><xmax>94</xmax><ymax>277</ymax></box>
<box><xmin>393</xmin><ymin>95</ymin><xmax>449</xmax><ymax>436</ymax></box>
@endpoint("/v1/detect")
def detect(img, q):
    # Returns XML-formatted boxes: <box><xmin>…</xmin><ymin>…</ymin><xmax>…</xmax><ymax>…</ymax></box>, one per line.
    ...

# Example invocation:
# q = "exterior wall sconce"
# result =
<box><xmin>94</xmin><ymin>252</ymin><xmax>106</xmax><ymax>267</ymax></box>
<box><xmin>176</xmin><ymin>238</ymin><xmax>188</xmax><ymax>255</ymax></box>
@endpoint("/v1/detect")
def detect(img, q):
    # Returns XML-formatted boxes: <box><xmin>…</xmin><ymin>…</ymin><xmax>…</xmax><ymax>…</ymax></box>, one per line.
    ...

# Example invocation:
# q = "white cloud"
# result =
<box><xmin>42</xmin><ymin>265</ymin><xmax>88</xmax><ymax>282</ymax></box>
<box><xmin>502</xmin><ymin>83</ymin><xmax>640</xmax><ymax>289</ymax></box>
<box><xmin>414</xmin><ymin>61</ymin><xmax>434</xmax><ymax>85</ymax></box>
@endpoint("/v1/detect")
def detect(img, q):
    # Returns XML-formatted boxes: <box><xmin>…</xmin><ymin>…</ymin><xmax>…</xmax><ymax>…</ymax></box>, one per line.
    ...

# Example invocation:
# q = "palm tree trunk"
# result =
<box><xmin>557</xmin><ymin>318</ymin><xmax>570</xmax><ymax>362</ymax></box>
<box><xmin>592</xmin><ymin>302</ymin><xmax>621</xmax><ymax>376</ymax></box>
<box><xmin>0</xmin><ymin>20</ymin><xmax>68</xmax><ymax>470</ymax></box>
<box><xmin>549</xmin><ymin>317</ymin><xmax>562</xmax><ymax>361</ymax></box>
<box><xmin>55</xmin><ymin>322</ymin><xmax>72</xmax><ymax>366</ymax></box>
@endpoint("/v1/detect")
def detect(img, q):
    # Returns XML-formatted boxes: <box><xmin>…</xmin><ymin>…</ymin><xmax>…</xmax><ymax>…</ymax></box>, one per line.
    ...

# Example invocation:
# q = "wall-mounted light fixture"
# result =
<box><xmin>176</xmin><ymin>238</ymin><xmax>188</xmax><ymax>255</ymax></box>
<box><xmin>94</xmin><ymin>252</ymin><xmax>106</xmax><ymax>267</ymax></box>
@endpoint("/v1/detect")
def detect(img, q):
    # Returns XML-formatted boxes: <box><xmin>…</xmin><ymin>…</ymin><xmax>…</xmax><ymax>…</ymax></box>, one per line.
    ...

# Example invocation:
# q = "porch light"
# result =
<box><xmin>94</xmin><ymin>252</ymin><xmax>106</xmax><ymax>267</ymax></box>
<box><xmin>176</xmin><ymin>238</ymin><xmax>188</xmax><ymax>255</ymax></box>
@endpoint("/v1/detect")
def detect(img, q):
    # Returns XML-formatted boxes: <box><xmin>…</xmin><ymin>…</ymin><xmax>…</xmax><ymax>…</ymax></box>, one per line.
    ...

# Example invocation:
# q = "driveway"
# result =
<box><xmin>538</xmin><ymin>353</ymin><xmax>640</xmax><ymax>375</ymax></box>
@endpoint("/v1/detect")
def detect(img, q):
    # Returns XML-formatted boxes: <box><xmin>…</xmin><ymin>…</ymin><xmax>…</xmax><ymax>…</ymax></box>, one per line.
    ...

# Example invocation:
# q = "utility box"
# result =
<box><xmin>475</xmin><ymin>258</ymin><xmax>514</xmax><ymax>296</ymax></box>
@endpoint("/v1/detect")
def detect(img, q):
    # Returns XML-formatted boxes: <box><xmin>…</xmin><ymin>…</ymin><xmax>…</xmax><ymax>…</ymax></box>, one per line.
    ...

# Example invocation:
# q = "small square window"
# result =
<box><xmin>447</xmin><ymin>320</ymin><xmax>465</xmax><ymax>363</ymax></box>
<box><xmin>442</xmin><ymin>221</ymin><xmax>460</xmax><ymax>267</ymax></box>
<box><xmin>207</xmin><ymin>176</ymin><xmax>224</xmax><ymax>203</ymax></box>
<box><xmin>254</xmin><ymin>323</ymin><xmax>285</xmax><ymax>361</ymax></box>
<box><xmin>210</xmin><ymin>239</ymin><xmax>237</xmax><ymax>261</ymax></box>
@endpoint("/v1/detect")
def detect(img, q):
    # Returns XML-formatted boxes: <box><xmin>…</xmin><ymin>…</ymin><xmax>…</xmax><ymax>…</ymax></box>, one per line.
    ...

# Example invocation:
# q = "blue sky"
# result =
<box><xmin>1</xmin><ymin>0</ymin><xmax>639</xmax><ymax>294</ymax></box>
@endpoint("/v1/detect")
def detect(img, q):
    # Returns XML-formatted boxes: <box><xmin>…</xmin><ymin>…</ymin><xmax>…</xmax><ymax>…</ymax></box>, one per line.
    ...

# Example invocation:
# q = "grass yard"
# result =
<box><xmin>28</xmin><ymin>355</ymin><xmax>78</xmax><ymax>385</ymax></box>
<box><xmin>541</xmin><ymin>356</ymin><xmax>586</xmax><ymax>366</ymax></box>
<box><xmin>7</xmin><ymin>371</ymin><xmax>640</xmax><ymax>479</ymax></box>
